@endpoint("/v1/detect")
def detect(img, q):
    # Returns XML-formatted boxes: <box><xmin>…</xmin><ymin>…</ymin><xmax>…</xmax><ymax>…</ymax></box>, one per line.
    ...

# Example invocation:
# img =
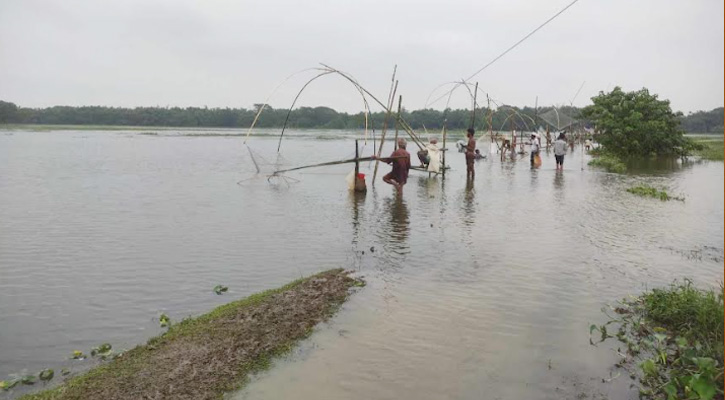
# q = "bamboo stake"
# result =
<box><xmin>470</xmin><ymin>82</ymin><xmax>479</xmax><ymax>130</ymax></box>
<box><xmin>394</xmin><ymin>95</ymin><xmax>402</xmax><ymax>150</ymax></box>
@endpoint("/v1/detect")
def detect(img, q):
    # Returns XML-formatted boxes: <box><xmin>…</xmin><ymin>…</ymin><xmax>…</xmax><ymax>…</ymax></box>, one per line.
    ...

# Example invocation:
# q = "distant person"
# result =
<box><xmin>584</xmin><ymin>138</ymin><xmax>593</xmax><ymax>151</ymax></box>
<box><xmin>530</xmin><ymin>133</ymin><xmax>540</xmax><ymax>166</ymax></box>
<box><xmin>373</xmin><ymin>138</ymin><xmax>411</xmax><ymax>195</ymax></box>
<box><xmin>554</xmin><ymin>132</ymin><xmax>567</xmax><ymax>171</ymax></box>
<box><xmin>474</xmin><ymin>149</ymin><xmax>485</xmax><ymax>160</ymax></box>
<box><xmin>465</xmin><ymin>128</ymin><xmax>476</xmax><ymax>179</ymax></box>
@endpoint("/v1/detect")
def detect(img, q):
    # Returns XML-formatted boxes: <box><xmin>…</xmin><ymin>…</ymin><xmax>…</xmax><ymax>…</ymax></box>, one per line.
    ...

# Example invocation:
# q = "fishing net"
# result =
<box><xmin>537</xmin><ymin>108</ymin><xmax>578</xmax><ymax>131</ymax></box>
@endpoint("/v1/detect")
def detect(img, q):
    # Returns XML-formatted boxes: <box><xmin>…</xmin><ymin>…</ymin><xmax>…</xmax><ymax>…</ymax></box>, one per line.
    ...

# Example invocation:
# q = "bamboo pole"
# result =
<box><xmin>442</xmin><ymin>122</ymin><xmax>447</xmax><ymax>178</ymax></box>
<box><xmin>394</xmin><ymin>95</ymin><xmax>402</xmax><ymax>150</ymax></box>
<box><xmin>319</xmin><ymin>63</ymin><xmax>423</xmax><ymax>151</ymax></box>
<box><xmin>373</xmin><ymin>67</ymin><xmax>398</xmax><ymax>185</ymax></box>
<box><xmin>470</xmin><ymin>82</ymin><xmax>478</xmax><ymax>130</ymax></box>
<box><xmin>272</xmin><ymin>155</ymin><xmax>405</xmax><ymax>175</ymax></box>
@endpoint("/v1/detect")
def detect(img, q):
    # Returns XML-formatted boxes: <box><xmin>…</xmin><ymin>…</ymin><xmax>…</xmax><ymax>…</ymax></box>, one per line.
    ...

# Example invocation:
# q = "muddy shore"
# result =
<box><xmin>20</xmin><ymin>269</ymin><xmax>362</xmax><ymax>400</ymax></box>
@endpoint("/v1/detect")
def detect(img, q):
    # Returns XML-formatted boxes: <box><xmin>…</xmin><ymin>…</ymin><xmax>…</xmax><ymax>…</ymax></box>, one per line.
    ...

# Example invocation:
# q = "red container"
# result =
<box><xmin>357</xmin><ymin>173</ymin><xmax>365</xmax><ymax>180</ymax></box>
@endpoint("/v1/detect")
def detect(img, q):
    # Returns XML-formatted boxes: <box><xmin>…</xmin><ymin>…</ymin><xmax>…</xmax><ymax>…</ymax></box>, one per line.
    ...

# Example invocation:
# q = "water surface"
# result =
<box><xmin>0</xmin><ymin>128</ymin><xmax>722</xmax><ymax>399</ymax></box>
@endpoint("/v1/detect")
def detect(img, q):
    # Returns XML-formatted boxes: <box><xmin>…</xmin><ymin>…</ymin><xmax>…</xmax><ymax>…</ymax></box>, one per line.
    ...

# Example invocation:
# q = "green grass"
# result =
<box><xmin>642</xmin><ymin>281</ymin><xmax>723</xmax><ymax>358</ymax></box>
<box><xmin>592</xmin><ymin>280</ymin><xmax>724</xmax><ymax>400</ymax></box>
<box><xmin>692</xmin><ymin>138</ymin><xmax>724</xmax><ymax>161</ymax></box>
<box><xmin>626</xmin><ymin>184</ymin><xmax>683</xmax><ymax>201</ymax></box>
<box><xmin>588</xmin><ymin>154</ymin><xmax>627</xmax><ymax>173</ymax></box>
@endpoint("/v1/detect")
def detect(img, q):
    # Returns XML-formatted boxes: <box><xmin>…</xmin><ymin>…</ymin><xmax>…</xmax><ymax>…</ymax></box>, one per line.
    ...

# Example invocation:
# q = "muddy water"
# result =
<box><xmin>0</xmin><ymin>128</ymin><xmax>722</xmax><ymax>399</ymax></box>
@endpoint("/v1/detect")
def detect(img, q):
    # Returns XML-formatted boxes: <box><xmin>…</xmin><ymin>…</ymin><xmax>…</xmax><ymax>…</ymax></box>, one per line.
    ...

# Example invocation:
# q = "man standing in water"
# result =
<box><xmin>465</xmin><ymin>128</ymin><xmax>476</xmax><ymax>179</ymax></box>
<box><xmin>554</xmin><ymin>132</ymin><xmax>568</xmax><ymax>171</ymax></box>
<box><xmin>374</xmin><ymin>138</ymin><xmax>411</xmax><ymax>195</ymax></box>
<box><xmin>530</xmin><ymin>132</ymin><xmax>540</xmax><ymax>167</ymax></box>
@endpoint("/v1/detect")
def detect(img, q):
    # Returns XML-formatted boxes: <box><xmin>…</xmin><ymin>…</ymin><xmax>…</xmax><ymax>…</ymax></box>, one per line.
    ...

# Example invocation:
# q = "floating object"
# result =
<box><xmin>71</xmin><ymin>350</ymin><xmax>86</xmax><ymax>360</ymax></box>
<box><xmin>39</xmin><ymin>369</ymin><xmax>54</xmax><ymax>382</ymax></box>
<box><xmin>213</xmin><ymin>285</ymin><xmax>229</xmax><ymax>295</ymax></box>
<box><xmin>159</xmin><ymin>313</ymin><xmax>170</xmax><ymax>328</ymax></box>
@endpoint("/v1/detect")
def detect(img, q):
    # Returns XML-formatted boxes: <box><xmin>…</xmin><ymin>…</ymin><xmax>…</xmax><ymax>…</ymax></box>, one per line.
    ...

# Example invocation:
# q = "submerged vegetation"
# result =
<box><xmin>591</xmin><ymin>280</ymin><xmax>724</xmax><ymax>400</ymax></box>
<box><xmin>627</xmin><ymin>185</ymin><xmax>683</xmax><ymax>202</ymax></box>
<box><xmin>14</xmin><ymin>269</ymin><xmax>362</xmax><ymax>400</ymax></box>
<box><xmin>588</xmin><ymin>154</ymin><xmax>627</xmax><ymax>173</ymax></box>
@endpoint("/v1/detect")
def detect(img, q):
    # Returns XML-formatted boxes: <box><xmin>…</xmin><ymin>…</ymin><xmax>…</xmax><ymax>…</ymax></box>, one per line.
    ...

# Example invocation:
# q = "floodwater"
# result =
<box><xmin>0</xmin><ymin>128</ymin><xmax>722</xmax><ymax>399</ymax></box>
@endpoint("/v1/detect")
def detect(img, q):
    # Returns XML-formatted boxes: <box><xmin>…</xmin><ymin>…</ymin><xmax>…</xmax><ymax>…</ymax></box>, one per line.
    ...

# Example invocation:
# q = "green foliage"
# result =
<box><xmin>38</xmin><ymin>370</ymin><xmax>54</xmax><ymax>382</ymax></box>
<box><xmin>213</xmin><ymin>285</ymin><xmax>228</xmax><ymax>295</ymax></box>
<box><xmin>159</xmin><ymin>313</ymin><xmax>170</xmax><ymax>328</ymax></box>
<box><xmin>0</xmin><ymin>99</ymin><xmax>583</xmax><ymax>131</ymax></box>
<box><xmin>591</xmin><ymin>280</ymin><xmax>724</xmax><ymax>400</ymax></box>
<box><xmin>588</xmin><ymin>154</ymin><xmax>627</xmax><ymax>173</ymax></box>
<box><xmin>626</xmin><ymin>185</ymin><xmax>683</xmax><ymax>201</ymax></box>
<box><xmin>582</xmin><ymin>87</ymin><xmax>697</xmax><ymax>157</ymax></box>
<box><xmin>679</xmin><ymin>108</ymin><xmax>724</xmax><ymax>134</ymax></box>
<box><xmin>692</xmin><ymin>138</ymin><xmax>724</xmax><ymax>161</ymax></box>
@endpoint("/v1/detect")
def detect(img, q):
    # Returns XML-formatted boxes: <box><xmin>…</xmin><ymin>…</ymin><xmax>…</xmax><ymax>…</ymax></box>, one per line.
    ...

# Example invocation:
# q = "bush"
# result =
<box><xmin>588</xmin><ymin>154</ymin><xmax>627</xmax><ymax>173</ymax></box>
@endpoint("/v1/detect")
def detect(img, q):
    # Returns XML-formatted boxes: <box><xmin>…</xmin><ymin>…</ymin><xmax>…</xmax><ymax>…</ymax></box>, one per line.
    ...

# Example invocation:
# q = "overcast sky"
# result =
<box><xmin>0</xmin><ymin>0</ymin><xmax>722</xmax><ymax>113</ymax></box>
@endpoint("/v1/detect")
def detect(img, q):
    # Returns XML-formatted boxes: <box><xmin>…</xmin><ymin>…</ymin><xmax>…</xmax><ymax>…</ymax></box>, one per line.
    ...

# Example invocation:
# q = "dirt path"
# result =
<box><xmin>22</xmin><ymin>269</ymin><xmax>362</xmax><ymax>400</ymax></box>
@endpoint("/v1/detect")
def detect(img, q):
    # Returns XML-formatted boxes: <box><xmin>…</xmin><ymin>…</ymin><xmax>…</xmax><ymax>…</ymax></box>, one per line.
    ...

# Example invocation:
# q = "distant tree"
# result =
<box><xmin>0</xmin><ymin>101</ymin><xmax>19</xmax><ymax>123</ymax></box>
<box><xmin>582</xmin><ymin>87</ymin><xmax>696</xmax><ymax>157</ymax></box>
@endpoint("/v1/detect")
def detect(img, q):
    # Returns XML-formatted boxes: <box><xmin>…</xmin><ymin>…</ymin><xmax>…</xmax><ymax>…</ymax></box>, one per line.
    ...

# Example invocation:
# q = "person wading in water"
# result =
<box><xmin>373</xmin><ymin>138</ymin><xmax>411</xmax><ymax>195</ymax></box>
<box><xmin>465</xmin><ymin>128</ymin><xmax>476</xmax><ymax>179</ymax></box>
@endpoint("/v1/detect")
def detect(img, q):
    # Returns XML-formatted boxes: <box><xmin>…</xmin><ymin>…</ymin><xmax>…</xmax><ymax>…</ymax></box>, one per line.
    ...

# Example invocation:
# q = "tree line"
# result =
<box><xmin>0</xmin><ymin>100</ymin><xmax>721</xmax><ymax>133</ymax></box>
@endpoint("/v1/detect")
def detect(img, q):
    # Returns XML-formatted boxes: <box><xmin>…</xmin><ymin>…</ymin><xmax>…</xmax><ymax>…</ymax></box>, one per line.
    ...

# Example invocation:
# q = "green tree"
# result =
<box><xmin>0</xmin><ymin>100</ymin><xmax>19</xmax><ymax>123</ymax></box>
<box><xmin>582</xmin><ymin>87</ymin><xmax>696</xmax><ymax>157</ymax></box>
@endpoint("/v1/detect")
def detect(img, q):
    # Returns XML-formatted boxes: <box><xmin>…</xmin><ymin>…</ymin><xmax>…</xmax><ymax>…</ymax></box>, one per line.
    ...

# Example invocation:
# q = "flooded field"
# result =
<box><xmin>0</xmin><ymin>128</ymin><xmax>722</xmax><ymax>399</ymax></box>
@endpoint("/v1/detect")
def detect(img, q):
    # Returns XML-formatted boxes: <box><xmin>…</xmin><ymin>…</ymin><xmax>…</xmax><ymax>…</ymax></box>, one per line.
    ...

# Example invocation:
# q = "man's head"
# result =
<box><xmin>531</xmin><ymin>133</ymin><xmax>537</xmax><ymax>139</ymax></box>
<box><xmin>429</xmin><ymin>137</ymin><xmax>438</xmax><ymax>144</ymax></box>
<box><xmin>466</xmin><ymin>128</ymin><xmax>475</xmax><ymax>137</ymax></box>
<box><xmin>475</xmin><ymin>149</ymin><xmax>480</xmax><ymax>154</ymax></box>
<box><xmin>397</xmin><ymin>138</ymin><xmax>407</xmax><ymax>149</ymax></box>
<box><xmin>558</xmin><ymin>132</ymin><xmax>566</xmax><ymax>140</ymax></box>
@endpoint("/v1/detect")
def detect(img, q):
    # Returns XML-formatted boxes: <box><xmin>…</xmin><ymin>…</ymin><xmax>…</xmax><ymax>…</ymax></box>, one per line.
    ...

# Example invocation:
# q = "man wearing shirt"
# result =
<box><xmin>530</xmin><ymin>133</ymin><xmax>540</xmax><ymax>166</ymax></box>
<box><xmin>554</xmin><ymin>132</ymin><xmax>568</xmax><ymax>171</ymax></box>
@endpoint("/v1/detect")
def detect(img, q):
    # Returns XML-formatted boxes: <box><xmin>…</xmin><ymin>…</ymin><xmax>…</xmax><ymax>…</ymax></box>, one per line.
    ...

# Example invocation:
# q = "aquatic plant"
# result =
<box><xmin>213</xmin><ymin>285</ymin><xmax>229</xmax><ymax>295</ymax></box>
<box><xmin>627</xmin><ymin>185</ymin><xmax>683</xmax><ymax>201</ymax></box>
<box><xmin>588</xmin><ymin>154</ymin><xmax>627</xmax><ymax>173</ymax></box>
<box><xmin>159</xmin><ymin>313</ymin><xmax>170</xmax><ymax>328</ymax></box>
<box><xmin>90</xmin><ymin>343</ymin><xmax>113</xmax><ymax>360</ymax></box>
<box><xmin>70</xmin><ymin>351</ymin><xmax>86</xmax><ymax>360</ymax></box>
<box><xmin>38</xmin><ymin>370</ymin><xmax>53</xmax><ymax>382</ymax></box>
<box><xmin>591</xmin><ymin>280</ymin><xmax>724</xmax><ymax>400</ymax></box>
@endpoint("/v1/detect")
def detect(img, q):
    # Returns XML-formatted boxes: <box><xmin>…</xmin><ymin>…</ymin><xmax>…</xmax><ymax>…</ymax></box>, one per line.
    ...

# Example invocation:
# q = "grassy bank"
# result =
<box><xmin>692</xmin><ymin>137</ymin><xmax>724</xmax><ymax>161</ymax></box>
<box><xmin>16</xmin><ymin>269</ymin><xmax>362</xmax><ymax>400</ymax></box>
<box><xmin>592</xmin><ymin>280</ymin><xmax>724</xmax><ymax>399</ymax></box>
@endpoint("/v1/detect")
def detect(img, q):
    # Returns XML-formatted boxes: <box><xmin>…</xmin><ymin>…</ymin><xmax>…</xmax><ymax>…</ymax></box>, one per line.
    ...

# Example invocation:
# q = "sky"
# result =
<box><xmin>0</xmin><ymin>0</ymin><xmax>722</xmax><ymax>113</ymax></box>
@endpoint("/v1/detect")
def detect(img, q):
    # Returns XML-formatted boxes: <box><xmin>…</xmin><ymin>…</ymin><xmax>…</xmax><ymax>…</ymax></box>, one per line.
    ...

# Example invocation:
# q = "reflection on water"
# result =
<box><xmin>0</xmin><ymin>129</ymin><xmax>722</xmax><ymax>400</ymax></box>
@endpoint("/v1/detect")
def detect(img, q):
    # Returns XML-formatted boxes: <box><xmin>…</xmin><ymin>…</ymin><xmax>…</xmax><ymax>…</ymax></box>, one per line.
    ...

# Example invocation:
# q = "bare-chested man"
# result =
<box><xmin>465</xmin><ymin>128</ymin><xmax>476</xmax><ymax>179</ymax></box>
<box><xmin>374</xmin><ymin>138</ymin><xmax>411</xmax><ymax>195</ymax></box>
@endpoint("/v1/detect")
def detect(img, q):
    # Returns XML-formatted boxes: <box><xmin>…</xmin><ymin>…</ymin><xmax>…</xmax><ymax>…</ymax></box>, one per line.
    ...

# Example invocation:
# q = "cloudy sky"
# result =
<box><xmin>0</xmin><ymin>0</ymin><xmax>722</xmax><ymax>113</ymax></box>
